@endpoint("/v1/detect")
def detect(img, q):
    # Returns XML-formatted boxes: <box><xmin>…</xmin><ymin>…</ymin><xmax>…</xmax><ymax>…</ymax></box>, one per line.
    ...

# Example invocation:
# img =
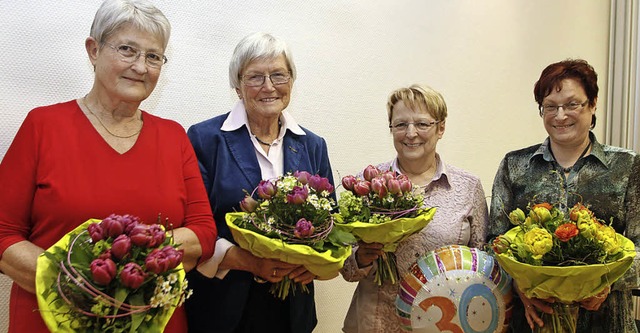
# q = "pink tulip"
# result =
<box><xmin>287</xmin><ymin>186</ymin><xmax>309</xmax><ymax>204</ymax></box>
<box><xmin>387</xmin><ymin>178</ymin><xmax>402</xmax><ymax>195</ymax></box>
<box><xmin>353</xmin><ymin>180</ymin><xmax>371</xmax><ymax>196</ymax></box>
<box><xmin>111</xmin><ymin>234</ymin><xmax>132</xmax><ymax>260</ymax></box>
<box><xmin>120</xmin><ymin>262</ymin><xmax>147</xmax><ymax>289</ymax></box>
<box><xmin>380</xmin><ymin>171</ymin><xmax>396</xmax><ymax>182</ymax></box>
<box><xmin>309</xmin><ymin>175</ymin><xmax>334</xmax><ymax>193</ymax></box>
<box><xmin>88</xmin><ymin>222</ymin><xmax>105</xmax><ymax>243</ymax></box>
<box><xmin>294</xmin><ymin>218</ymin><xmax>315</xmax><ymax>238</ymax></box>
<box><xmin>371</xmin><ymin>177</ymin><xmax>388</xmax><ymax>197</ymax></box>
<box><xmin>363</xmin><ymin>165</ymin><xmax>380</xmax><ymax>181</ymax></box>
<box><xmin>239</xmin><ymin>196</ymin><xmax>259</xmax><ymax>213</ymax></box>
<box><xmin>294</xmin><ymin>171</ymin><xmax>312</xmax><ymax>185</ymax></box>
<box><xmin>399</xmin><ymin>178</ymin><xmax>413</xmax><ymax>193</ymax></box>
<box><xmin>90</xmin><ymin>258</ymin><xmax>117</xmax><ymax>285</ymax></box>
<box><xmin>257</xmin><ymin>180</ymin><xmax>276</xmax><ymax>200</ymax></box>
<box><xmin>145</xmin><ymin>245</ymin><xmax>184</xmax><ymax>274</ymax></box>
<box><xmin>341</xmin><ymin>175</ymin><xmax>357</xmax><ymax>191</ymax></box>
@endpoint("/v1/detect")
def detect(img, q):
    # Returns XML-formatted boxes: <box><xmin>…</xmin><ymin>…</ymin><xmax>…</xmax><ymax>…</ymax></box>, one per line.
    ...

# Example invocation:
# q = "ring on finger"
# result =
<box><xmin>272</xmin><ymin>268</ymin><xmax>278</xmax><ymax>277</ymax></box>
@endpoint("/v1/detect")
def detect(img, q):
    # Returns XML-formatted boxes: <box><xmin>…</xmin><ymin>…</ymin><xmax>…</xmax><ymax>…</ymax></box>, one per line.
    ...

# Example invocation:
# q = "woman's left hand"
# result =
<box><xmin>289</xmin><ymin>266</ymin><xmax>317</xmax><ymax>285</ymax></box>
<box><xmin>579</xmin><ymin>286</ymin><xmax>610</xmax><ymax>311</ymax></box>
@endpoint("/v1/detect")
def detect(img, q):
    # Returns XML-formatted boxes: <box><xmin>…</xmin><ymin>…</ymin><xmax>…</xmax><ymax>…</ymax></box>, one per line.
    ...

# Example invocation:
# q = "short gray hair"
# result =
<box><xmin>229</xmin><ymin>32</ymin><xmax>297</xmax><ymax>89</ymax></box>
<box><xmin>90</xmin><ymin>0</ymin><xmax>171</xmax><ymax>49</ymax></box>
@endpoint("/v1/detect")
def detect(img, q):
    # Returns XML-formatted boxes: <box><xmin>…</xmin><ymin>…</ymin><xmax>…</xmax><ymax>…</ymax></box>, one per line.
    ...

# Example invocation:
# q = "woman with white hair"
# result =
<box><xmin>186</xmin><ymin>32</ymin><xmax>334</xmax><ymax>333</ymax></box>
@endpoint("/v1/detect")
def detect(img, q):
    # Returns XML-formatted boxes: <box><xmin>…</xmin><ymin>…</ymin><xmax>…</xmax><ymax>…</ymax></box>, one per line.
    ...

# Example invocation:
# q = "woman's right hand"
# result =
<box><xmin>515</xmin><ymin>283</ymin><xmax>554</xmax><ymax>329</ymax></box>
<box><xmin>355</xmin><ymin>241</ymin><xmax>384</xmax><ymax>268</ymax></box>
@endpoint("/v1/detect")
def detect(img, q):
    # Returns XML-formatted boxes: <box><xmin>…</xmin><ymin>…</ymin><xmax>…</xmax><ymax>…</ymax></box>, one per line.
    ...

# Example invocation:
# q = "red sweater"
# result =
<box><xmin>0</xmin><ymin>100</ymin><xmax>217</xmax><ymax>332</ymax></box>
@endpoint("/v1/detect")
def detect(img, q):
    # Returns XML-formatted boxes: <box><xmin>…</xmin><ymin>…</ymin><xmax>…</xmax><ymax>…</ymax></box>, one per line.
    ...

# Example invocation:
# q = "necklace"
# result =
<box><xmin>83</xmin><ymin>97</ymin><xmax>142</xmax><ymax>139</ymax></box>
<box><xmin>254</xmin><ymin>135</ymin><xmax>273</xmax><ymax>146</ymax></box>
<box><xmin>550</xmin><ymin>139</ymin><xmax>592</xmax><ymax>173</ymax></box>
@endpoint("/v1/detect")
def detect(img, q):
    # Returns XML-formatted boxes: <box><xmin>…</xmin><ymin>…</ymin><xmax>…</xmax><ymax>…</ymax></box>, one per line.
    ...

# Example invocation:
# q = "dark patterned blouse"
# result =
<box><xmin>488</xmin><ymin>132</ymin><xmax>640</xmax><ymax>333</ymax></box>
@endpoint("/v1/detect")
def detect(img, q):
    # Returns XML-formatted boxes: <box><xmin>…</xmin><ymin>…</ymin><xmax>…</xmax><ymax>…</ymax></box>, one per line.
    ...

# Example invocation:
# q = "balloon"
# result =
<box><xmin>396</xmin><ymin>245</ymin><xmax>513</xmax><ymax>333</ymax></box>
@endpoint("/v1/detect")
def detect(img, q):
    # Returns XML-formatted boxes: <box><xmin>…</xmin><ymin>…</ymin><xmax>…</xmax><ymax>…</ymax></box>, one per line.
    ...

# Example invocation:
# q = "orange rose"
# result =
<box><xmin>555</xmin><ymin>223</ymin><xmax>579</xmax><ymax>242</ymax></box>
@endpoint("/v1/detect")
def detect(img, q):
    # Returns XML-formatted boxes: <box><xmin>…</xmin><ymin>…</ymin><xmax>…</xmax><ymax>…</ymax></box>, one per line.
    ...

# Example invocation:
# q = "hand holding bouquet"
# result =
<box><xmin>227</xmin><ymin>171</ymin><xmax>354</xmax><ymax>299</ymax></box>
<box><xmin>36</xmin><ymin>214</ymin><xmax>191</xmax><ymax>333</ymax></box>
<box><xmin>337</xmin><ymin>165</ymin><xmax>436</xmax><ymax>285</ymax></box>
<box><xmin>492</xmin><ymin>202</ymin><xmax>635</xmax><ymax>332</ymax></box>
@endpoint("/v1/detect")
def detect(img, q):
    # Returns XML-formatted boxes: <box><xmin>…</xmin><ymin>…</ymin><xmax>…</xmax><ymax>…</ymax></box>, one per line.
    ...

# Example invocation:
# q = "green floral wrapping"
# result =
<box><xmin>334</xmin><ymin>207</ymin><xmax>436</xmax><ymax>252</ymax></box>
<box><xmin>496</xmin><ymin>227</ymin><xmax>635</xmax><ymax>304</ymax></box>
<box><xmin>226</xmin><ymin>212</ymin><xmax>352</xmax><ymax>279</ymax></box>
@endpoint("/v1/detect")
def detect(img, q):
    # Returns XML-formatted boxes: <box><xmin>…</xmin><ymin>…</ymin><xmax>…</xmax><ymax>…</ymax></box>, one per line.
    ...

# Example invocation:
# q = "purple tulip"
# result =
<box><xmin>371</xmin><ymin>177</ymin><xmax>388</xmax><ymax>197</ymax></box>
<box><xmin>120</xmin><ymin>214</ymin><xmax>140</xmax><ymax>234</ymax></box>
<box><xmin>145</xmin><ymin>245</ymin><xmax>184</xmax><ymax>274</ymax></box>
<box><xmin>111</xmin><ymin>234</ymin><xmax>132</xmax><ymax>260</ymax></box>
<box><xmin>88</xmin><ymin>222</ymin><xmax>105</xmax><ymax>243</ymax></box>
<box><xmin>286</xmin><ymin>186</ymin><xmax>309</xmax><ymax>204</ymax></box>
<box><xmin>90</xmin><ymin>258</ymin><xmax>117</xmax><ymax>285</ymax></box>
<box><xmin>239</xmin><ymin>196</ymin><xmax>259</xmax><ymax>213</ymax></box>
<box><xmin>363</xmin><ymin>165</ymin><xmax>380</xmax><ymax>181</ymax></box>
<box><xmin>129</xmin><ymin>224</ymin><xmax>166</xmax><ymax>248</ymax></box>
<box><xmin>387</xmin><ymin>178</ymin><xmax>402</xmax><ymax>195</ymax></box>
<box><xmin>309</xmin><ymin>175</ymin><xmax>334</xmax><ymax>194</ymax></box>
<box><xmin>101</xmin><ymin>214</ymin><xmax>125</xmax><ymax>238</ymax></box>
<box><xmin>294</xmin><ymin>171</ymin><xmax>312</xmax><ymax>185</ymax></box>
<box><xmin>257</xmin><ymin>180</ymin><xmax>277</xmax><ymax>200</ymax></box>
<box><xmin>353</xmin><ymin>180</ymin><xmax>371</xmax><ymax>196</ymax></box>
<box><xmin>294</xmin><ymin>218</ymin><xmax>315</xmax><ymax>238</ymax></box>
<box><xmin>341</xmin><ymin>175</ymin><xmax>357</xmax><ymax>191</ymax></box>
<box><xmin>120</xmin><ymin>262</ymin><xmax>147</xmax><ymax>289</ymax></box>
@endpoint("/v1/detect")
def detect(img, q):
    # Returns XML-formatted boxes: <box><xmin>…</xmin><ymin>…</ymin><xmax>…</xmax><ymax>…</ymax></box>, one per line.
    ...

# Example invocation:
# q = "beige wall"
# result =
<box><xmin>0</xmin><ymin>1</ymin><xmax>611</xmax><ymax>332</ymax></box>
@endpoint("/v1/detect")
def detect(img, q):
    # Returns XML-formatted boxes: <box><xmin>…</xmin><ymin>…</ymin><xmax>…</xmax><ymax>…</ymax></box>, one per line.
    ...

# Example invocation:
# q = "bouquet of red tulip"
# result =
<box><xmin>36</xmin><ymin>214</ymin><xmax>191</xmax><ymax>333</ymax></box>
<box><xmin>337</xmin><ymin>165</ymin><xmax>436</xmax><ymax>285</ymax></box>
<box><xmin>227</xmin><ymin>171</ymin><xmax>355</xmax><ymax>299</ymax></box>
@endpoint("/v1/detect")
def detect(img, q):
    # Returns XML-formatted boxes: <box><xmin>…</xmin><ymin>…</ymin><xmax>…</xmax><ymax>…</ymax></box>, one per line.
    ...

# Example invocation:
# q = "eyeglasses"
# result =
<box><xmin>103</xmin><ymin>43</ymin><xmax>167</xmax><ymax>68</ymax></box>
<box><xmin>389</xmin><ymin>121</ymin><xmax>440</xmax><ymax>133</ymax></box>
<box><xmin>539</xmin><ymin>100</ymin><xmax>588</xmax><ymax>117</ymax></box>
<box><xmin>241</xmin><ymin>72</ymin><xmax>291</xmax><ymax>87</ymax></box>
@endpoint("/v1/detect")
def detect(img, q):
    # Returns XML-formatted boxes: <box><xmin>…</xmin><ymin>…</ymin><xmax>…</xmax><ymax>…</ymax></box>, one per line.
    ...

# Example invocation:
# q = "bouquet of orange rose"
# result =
<box><xmin>336</xmin><ymin>165</ymin><xmax>436</xmax><ymax>285</ymax></box>
<box><xmin>492</xmin><ymin>202</ymin><xmax>635</xmax><ymax>333</ymax></box>
<box><xmin>226</xmin><ymin>171</ymin><xmax>355</xmax><ymax>299</ymax></box>
<box><xmin>36</xmin><ymin>214</ymin><xmax>191</xmax><ymax>333</ymax></box>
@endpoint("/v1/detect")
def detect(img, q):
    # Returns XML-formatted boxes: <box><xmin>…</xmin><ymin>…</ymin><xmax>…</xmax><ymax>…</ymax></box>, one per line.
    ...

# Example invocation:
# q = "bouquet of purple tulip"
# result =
<box><xmin>229</xmin><ymin>172</ymin><xmax>355</xmax><ymax>299</ymax></box>
<box><xmin>36</xmin><ymin>214</ymin><xmax>191</xmax><ymax>333</ymax></box>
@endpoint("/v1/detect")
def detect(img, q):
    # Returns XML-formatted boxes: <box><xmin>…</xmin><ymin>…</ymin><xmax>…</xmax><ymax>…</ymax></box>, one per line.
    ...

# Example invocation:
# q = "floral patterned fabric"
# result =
<box><xmin>488</xmin><ymin>132</ymin><xmax>640</xmax><ymax>333</ymax></box>
<box><xmin>340</xmin><ymin>156</ymin><xmax>489</xmax><ymax>333</ymax></box>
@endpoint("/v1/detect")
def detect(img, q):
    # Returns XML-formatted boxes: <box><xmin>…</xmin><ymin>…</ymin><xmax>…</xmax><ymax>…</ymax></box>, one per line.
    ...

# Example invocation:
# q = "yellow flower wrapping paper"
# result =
<box><xmin>35</xmin><ymin>219</ymin><xmax>184</xmax><ymax>333</ymax></box>
<box><xmin>333</xmin><ymin>207</ymin><xmax>436</xmax><ymax>252</ymax></box>
<box><xmin>495</xmin><ymin>227</ymin><xmax>635</xmax><ymax>304</ymax></box>
<box><xmin>226</xmin><ymin>212</ymin><xmax>352</xmax><ymax>279</ymax></box>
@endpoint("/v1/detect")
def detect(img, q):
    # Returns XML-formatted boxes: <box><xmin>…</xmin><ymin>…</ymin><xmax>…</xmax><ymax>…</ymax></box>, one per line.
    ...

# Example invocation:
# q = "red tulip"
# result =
<box><xmin>129</xmin><ymin>224</ymin><xmax>166</xmax><ymax>248</ymax></box>
<box><xmin>120</xmin><ymin>262</ymin><xmax>147</xmax><ymax>289</ymax></box>
<box><xmin>111</xmin><ymin>234</ymin><xmax>132</xmax><ymax>260</ymax></box>
<box><xmin>101</xmin><ymin>214</ymin><xmax>125</xmax><ymax>238</ymax></box>
<box><xmin>90</xmin><ymin>258</ymin><xmax>117</xmax><ymax>285</ymax></box>
<box><xmin>88</xmin><ymin>222</ymin><xmax>105</xmax><ymax>243</ymax></box>
<box><xmin>145</xmin><ymin>245</ymin><xmax>184</xmax><ymax>274</ymax></box>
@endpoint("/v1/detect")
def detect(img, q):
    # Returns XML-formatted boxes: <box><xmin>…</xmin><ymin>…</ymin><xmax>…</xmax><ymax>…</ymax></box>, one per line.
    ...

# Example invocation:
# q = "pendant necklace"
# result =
<box><xmin>83</xmin><ymin>97</ymin><xmax>143</xmax><ymax>139</ymax></box>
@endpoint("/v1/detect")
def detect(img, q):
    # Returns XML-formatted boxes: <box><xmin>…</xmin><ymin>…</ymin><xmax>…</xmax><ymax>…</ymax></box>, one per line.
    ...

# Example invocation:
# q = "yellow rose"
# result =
<box><xmin>576</xmin><ymin>216</ymin><xmax>598</xmax><ymax>240</ymax></box>
<box><xmin>523</xmin><ymin>227</ymin><xmax>553</xmax><ymax>259</ymax></box>
<box><xmin>596</xmin><ymin>224</ymin><xmax>621</xmax><ymax>255</ymax></box>
<box><xmin>509</xmin><ymin>208</ymin><xmax>526</xmax><ymax>225</ymax></box>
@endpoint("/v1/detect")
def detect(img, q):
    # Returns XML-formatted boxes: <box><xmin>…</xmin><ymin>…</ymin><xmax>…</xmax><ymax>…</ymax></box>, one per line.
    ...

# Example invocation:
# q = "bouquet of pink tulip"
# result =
<box><xmin>36</xmin><ymin>214</ymin><xmax>191</xmax><ymax>333</ymax></box>
<box><xmin>337</xmin><ymin>165</ymin><xmax>435</xmax><ymax>285</ymax></box>
<box><xmin>228</xmin><ymin>171</ymin><xmax>354</xmax><ymax>299</ymax></box>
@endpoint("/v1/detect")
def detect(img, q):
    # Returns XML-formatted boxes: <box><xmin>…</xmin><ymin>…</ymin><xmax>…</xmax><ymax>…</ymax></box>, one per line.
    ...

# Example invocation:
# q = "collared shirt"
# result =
<box><xmin>341</xmin><ymin>155</ymin><xmax>489</xmax><ymax>333</ymax></box>
<box><xmin>488</xmin><ymin>132</ymin><xmax>640</xmax><ymax>333</ymax></box>
<box><xmin>198</xmin><ymin>100</ymin><xmax>306</xmax><ymax>279</ymax></box>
